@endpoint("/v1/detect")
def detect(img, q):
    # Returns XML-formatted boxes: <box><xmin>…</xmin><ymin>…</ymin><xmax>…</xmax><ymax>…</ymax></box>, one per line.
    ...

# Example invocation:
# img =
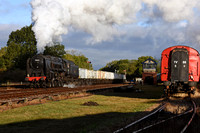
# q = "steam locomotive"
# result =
<box><xmin>25</xmin><ymin>54</ymin><xmax>125</xmax><ymax>88</ymax></box>
<box><xmin>161</xmin><ymin>45</ymin><xmax>200</xmax><ymax>95</ymax></box>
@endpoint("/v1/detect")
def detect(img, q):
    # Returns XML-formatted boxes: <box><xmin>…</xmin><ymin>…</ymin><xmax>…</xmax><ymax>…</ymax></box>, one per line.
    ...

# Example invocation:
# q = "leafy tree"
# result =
<box><xmin>100</xmin><ymin>59</ymin><xmax>135</xmax><ymax>74</ymax></box>
<box><xmin>3</xmin><ymin>42</ymin><xmax>21</xmax><ymax>69</ymax></box>
<box><xmin>100</xmin><ymin>56</ymin><xmax>158</xmax><ymax>80</ymax></box>
<box><xmin>7</xmin><ymin>25</ymin><xmax>36</xmax><ymax>46</ymax></box>
<box><xmin>0</xmin><ymin>47</ymin><xmax>7</xmax><ymax>71</ymax></box>
<box><xmin>0</xmin><ymin>47</ymin><xmax>7</xmax><ymax>57</ymax></box>
<box><xmin>100</xmin><ymin>59</ymin><xmax>137</xmax><ymax>80</ymax></box>
<box><xmin>100</xmin><ymin>60</ymin><xmax>119</xmax><ymax>72</ymax></box>
<box><xmin>4</xmin><ymin>25</ymin><xmax>37</xmax><ymax>69</ymax></box>
<box><xmin>43</xmin><ymin>44</ymin><xmax>66</xmax><ymax>58</ymax></box>
<box><xmin>154</xmin><ymin>57</ymin><xmax>161</xmax><ymax>73</ymax></box>
<box><xmin>63</xmin><ymin>50</ymin><xmax>93</xmax><ymax>69</ymax></box>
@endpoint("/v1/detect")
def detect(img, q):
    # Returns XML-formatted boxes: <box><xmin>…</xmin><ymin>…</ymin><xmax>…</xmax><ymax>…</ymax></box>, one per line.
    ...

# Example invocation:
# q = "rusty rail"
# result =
<box><xmin>113</xmin><ymin>103</ymin><xmax>167</xmax><ymax>133</ymax></box>
<box><xmin>113</xmin><ymin>98</ymin><xmax>197</xmax><ymax>133</ymax></box>
<box><xmin>0</xmin><ymin>84</ymin><xmax>129</xmax><ymax>104</ymax></box>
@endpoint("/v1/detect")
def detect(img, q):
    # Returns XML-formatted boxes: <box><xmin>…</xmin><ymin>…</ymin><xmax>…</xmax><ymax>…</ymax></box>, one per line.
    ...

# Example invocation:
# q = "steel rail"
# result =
<box><xmin>180</xmin><ymin>100</ymin><xmax>197</xmax><ymax>133</ymax></box>
<box><xmin>113</xmin><ymin>103</ymin><xmax>166</xmax><ymax>133</ymax></box>
<box><xmin>0</xmin><ymin>84</ymin><xmax>129</xmax><ymax>104</ymax></box>
<box><xmin>132</xmin><ymin>99</ymin><xmax>196</xmax><ymax>133</ymax></box>
<box><xmin>133</xmin><ymin>108</ymin><xmax>193</xmax><ymax>133</ymax></box>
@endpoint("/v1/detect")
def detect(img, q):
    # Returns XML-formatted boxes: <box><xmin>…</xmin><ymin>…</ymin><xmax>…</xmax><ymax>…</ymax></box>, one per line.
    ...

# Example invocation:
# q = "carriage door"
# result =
<box><xmin>171</xmin><ymin>48</ymin><xmax>189</xmax><ymax>82</ymax></box>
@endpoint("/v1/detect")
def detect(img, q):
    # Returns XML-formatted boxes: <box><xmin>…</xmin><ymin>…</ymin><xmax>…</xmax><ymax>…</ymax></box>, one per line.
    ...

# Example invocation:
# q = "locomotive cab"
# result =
<box><xmin>63</xmin><ymin>59</ymin><xmax>79</xmax><ymax>79</ymax></box>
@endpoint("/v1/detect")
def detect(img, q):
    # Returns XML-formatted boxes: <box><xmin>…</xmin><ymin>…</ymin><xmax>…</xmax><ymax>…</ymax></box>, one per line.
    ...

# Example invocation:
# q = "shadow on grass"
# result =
<box><xmin>2</xmin><ymin>91</ymin><xmax>199</xmax><ymax>133</ymax></box>
<box><xmin>96</xmin><ymin>85</ymin><xmax>164</xmax><ymax>99</ymax></box>
<box><xmin>0</xmin><ymin>111</ymin><xmax>149</xmax><ymax>133</ymax></box>
<box><xmin>0</xmin><ymin>85</ymin><xmax>164</xmax><ymax>133</ymax></box>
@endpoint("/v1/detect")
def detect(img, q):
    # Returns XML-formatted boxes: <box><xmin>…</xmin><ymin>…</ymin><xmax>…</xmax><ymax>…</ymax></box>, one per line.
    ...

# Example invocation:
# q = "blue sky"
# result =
<box><xmin>0</xmin><ymin>0</ymin><xmax>31</xmax><ymax>25</ymax></box>
<box><xmin>0</xmin><ymin>0</ymin><xmax>200</xmax><ymax>70</ymax></box>
<box><xmin>0</xmin><ymin>0</ymin><xmax>32</xmax><ymax>48</ymax></box>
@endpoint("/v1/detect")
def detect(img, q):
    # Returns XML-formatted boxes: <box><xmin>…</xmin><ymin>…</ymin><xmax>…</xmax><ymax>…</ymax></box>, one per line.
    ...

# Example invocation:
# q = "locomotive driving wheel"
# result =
<box><xmin>54</xmin><ymin>80</ymin><xmax>61</xmax><ymax>87</ymax></box>
<box><xmin>47</xmin><ymin>82</ymin><xmax>52</xmax><ymax>88</ymax></box>
<box><xmin>58</xmin><ymin>80</ymin><xmax>64</xmax><ymax>87</ymax></box>
<box><xmin>51</xmin><ymin>80</ymin><xmax>55</xmax><ymax>87</ymax></box>
<box><xmin>30</xmin><ymin>83</ymin><xmax>34</xmax><ymax>88</ymax></box>
<box><xmin>41</xmin><ymin>81</ymin><xmax>46</xmax><ymax>88</ymax></box>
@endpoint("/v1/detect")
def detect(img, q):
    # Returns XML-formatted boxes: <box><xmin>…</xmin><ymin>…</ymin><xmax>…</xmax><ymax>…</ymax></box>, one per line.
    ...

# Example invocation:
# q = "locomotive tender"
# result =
<box><xmin>25</xmin><ymin>54</ymin><xmax>125</xmax><ymax>88</ymax></box>
<box><xmin>161</xmin><ymin>45</ymin><xmax>200</xmax><ymax>95</ymax></box>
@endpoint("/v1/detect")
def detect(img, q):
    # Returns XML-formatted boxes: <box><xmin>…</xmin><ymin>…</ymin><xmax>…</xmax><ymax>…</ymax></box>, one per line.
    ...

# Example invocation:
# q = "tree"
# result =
<box><xmin>4</xmin><ymin>25</ymin><xmax>37</xmax><ymax>69</ymax></box>
<box><xmin>7</xmin><ymin>25</ymin><xmax>36</xmax><ymax>47</ymax></box>
<box><xmin>154</xmin><ymin>57</ymin><xmax>161</xmax><ymax>73</ymax></box>
<box><xmin>0</xmin><ymin>47</ymin><xmax>7</xmax><ymax>57</ymax></box>
<box><xmin>100</xmin><ymin>56</ymin><xmax>157</xmax><ymax>80</ymax></box>
<box><xmin>100</xmin><ymin>59</ymin><xmax>135</xmax><ymax>74</ymax></box>
<box><xmin>3</xmin><ymin>42</ymin><xmax>21</xmax><ymax>69</ymax></box>
<box><xmin>0</xmin><ymin>47</ymin><xmax>7</xmax><ymax>71</ymax></box>
<box><xmin>7</xmin><ymin>25</ymin><xmax>37</xmax><ymax>59</ymax></box>
<box><xmin>100</xmin><ymin>59</ymin><xmax>137</xmax><ymax>80</ymax></box>
<box><xmin>43</xmin><ymin>44</ymin><xmax>66</xmax><ymax>58</ymax></box>
<box><xmin>63</xmin><ymin>50</ymin><xmax>93</xmax><ymax>69</ymax></box>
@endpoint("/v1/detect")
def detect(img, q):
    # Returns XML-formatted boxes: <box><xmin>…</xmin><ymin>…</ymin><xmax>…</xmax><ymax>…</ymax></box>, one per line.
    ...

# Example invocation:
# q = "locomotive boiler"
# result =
<box><xmin>161</xmin><ymin>45</ymin><xmax>200</xmax><ymax>95</ymax></box>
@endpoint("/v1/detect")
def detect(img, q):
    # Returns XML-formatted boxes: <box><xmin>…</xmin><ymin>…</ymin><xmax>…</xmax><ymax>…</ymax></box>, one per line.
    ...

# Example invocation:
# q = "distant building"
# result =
<box><xmin>135</xmin><ymin>78</ymin><xmax>143</xmax><ymax>82</ymax></box>
<box><xmin>142</xmin><ymin>58</ymin><xmax>157</xmax><ymax>85</ymax></box>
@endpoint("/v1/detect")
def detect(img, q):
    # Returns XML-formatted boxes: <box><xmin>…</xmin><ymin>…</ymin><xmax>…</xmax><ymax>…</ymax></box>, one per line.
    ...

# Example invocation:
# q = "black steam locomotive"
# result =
<box><xmin>25</xmin><ymin>54</ymin><xmax>126</xmax><ymax>88</ymax></box>
<box><xmin>25</xmin><ymin>54</ymin><xmax>79</xmax><ymax>88</ymax></box>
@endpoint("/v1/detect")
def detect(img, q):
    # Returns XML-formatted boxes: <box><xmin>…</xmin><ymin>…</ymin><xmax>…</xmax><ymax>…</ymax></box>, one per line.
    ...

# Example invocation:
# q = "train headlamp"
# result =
<box><xmin>190</xmin><ymin>75</ymin><xmax>194</xmax><ymax>80</ymax></box>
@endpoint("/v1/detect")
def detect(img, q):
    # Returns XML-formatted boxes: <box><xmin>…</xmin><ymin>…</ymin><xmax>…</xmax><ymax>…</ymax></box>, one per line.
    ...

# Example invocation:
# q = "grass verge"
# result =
<box><xmin>0</xmin><ymin>85</ymin><xmax>163</xmax><ymax>133</ymax></box>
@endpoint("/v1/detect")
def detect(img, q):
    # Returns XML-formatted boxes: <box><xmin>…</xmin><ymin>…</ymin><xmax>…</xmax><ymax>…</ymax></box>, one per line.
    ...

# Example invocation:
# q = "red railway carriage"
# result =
<box><xmin>161</xmin><ymin>45</ymin><xmax>200</xmax><ymax>94</ymax></box>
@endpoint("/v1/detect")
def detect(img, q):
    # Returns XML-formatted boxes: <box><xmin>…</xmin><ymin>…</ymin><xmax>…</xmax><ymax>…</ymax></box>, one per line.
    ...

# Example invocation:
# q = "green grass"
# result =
<box><xmin>0</xmin><ymin>85</ymin><xmax>163</xmax><ymax>133</ymax></box>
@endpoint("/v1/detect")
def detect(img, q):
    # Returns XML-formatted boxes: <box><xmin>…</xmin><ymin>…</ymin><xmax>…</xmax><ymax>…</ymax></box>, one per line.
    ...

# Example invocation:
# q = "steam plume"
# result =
<box><xmin>31</xmin><ymin>0</ymin><xmax>200</xmax><ymax>52</ymax></box>
<box><xmin>31</xmin><ymin>0</ymin><xmax>141</xmax><ymax>52</ymax></box>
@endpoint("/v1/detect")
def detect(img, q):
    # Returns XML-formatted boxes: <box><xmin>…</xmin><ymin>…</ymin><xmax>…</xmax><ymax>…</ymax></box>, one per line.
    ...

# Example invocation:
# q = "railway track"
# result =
<box><xmin>114</xmin><ymin>97</ymin><xmax>198</xmax><ymax>133</ymax></box>
<box><xmin>0</xmin><ymin>84</ymin><xmax>129</xmax><ymax>105</ymax></box>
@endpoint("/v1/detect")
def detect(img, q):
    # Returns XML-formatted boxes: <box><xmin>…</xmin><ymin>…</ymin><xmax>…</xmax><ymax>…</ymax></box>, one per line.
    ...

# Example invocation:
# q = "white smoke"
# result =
<box><xmin>63</xmin><ymin>83</ymin><xmax>76</xmax><ymax>88</ymax></box>
<box><xmin>142</xmin><ymin>0</ymin><xmax>197</xmax><ymax>22</ymax></box>
<box><xmin>31</xmin><ymin>0</ymin><xmax>141</xmax><ymax>52</ymax></box>
<box><xmin>31</xmin><ymin>0</ymin><xmax>200</xmax><ymax>53</ymax></box>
